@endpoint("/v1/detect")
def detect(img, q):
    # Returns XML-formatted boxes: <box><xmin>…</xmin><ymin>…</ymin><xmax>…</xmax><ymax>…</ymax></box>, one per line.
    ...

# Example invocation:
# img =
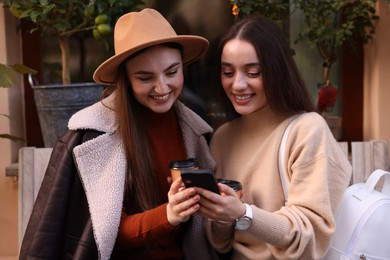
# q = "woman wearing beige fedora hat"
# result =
<box><xmin>20</xmin><ymin>8</ymin><xmax>218</xmax><ymax>260</ymax></box>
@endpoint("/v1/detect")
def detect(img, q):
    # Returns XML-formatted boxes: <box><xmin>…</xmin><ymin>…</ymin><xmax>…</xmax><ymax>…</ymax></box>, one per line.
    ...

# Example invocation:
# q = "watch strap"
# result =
<box><xmin>244</xmin><ymin>203</ymin><xmax>253</xmax><ymax>219</ymax></box>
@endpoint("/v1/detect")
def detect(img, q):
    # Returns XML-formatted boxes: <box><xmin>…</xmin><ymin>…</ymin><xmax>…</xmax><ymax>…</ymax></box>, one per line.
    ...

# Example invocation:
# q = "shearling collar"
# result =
<box><xmin>67</xmin><ymin>94</ymin><xmax>122</xmax><ymax>260</ymax></box>
<box><xmin>72</xmin><ymin>131</ymin><xmax>124</xmax><ymax>260</ymax></box>
<box><xmin>68</xmin><ymin>93</ymin><xmax>117</xmax><ymax>133</ymax></box>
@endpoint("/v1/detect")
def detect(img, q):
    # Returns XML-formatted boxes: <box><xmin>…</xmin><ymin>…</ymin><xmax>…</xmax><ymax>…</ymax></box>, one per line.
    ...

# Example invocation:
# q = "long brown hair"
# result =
<box><xmin>103</xmin><ymin>43</ymin><xmax>184</xmax><ymax>214</ymax></box>
<box><xmin>218</xmin><ymin>16</ymin><xmax>315</xmax><ymax>119</ymax></box>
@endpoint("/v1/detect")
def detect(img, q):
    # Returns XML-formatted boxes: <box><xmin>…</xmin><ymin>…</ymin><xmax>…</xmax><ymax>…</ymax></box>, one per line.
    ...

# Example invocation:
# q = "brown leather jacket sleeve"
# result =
<box><xmin>19</xmin><ymin>129</ymin><xmax>102</xmax><ymax>260</ymax></box>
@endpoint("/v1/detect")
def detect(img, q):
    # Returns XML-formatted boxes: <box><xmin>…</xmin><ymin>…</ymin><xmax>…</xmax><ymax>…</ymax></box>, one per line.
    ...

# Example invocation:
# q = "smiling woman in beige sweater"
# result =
<box><xmin>194</xmin><ymin>16</ymin><xmax>352</xmax><ymax>260</ymax></box>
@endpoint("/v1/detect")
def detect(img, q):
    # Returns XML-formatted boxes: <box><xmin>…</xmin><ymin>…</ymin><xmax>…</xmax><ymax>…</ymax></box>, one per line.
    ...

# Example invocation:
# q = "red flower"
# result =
<box><xmin>317</xmin><ymin>83</ymin><xmax>338</xmax><ymax>114</ymax></box>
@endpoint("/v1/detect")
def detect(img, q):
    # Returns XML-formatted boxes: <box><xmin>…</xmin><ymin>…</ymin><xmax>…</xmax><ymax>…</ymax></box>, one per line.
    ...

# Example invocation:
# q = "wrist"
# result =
<box><xmin>237</xmin><ymin>202</ymin><xmax>247</xmax><ymax>219</ymax></box>
<box><xmin>234</xmin><ymin>203</ymin><xmax>253</xmax><ymax>231</ymax></box>
<box><xmin>214</xmin><ymin>220</ymin><xmax>235</xmax><ymax>227</ymax></box>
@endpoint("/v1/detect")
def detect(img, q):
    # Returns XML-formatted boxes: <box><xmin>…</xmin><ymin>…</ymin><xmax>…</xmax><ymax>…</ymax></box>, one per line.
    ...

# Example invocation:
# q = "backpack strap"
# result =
<box><xmin>278</xmin><ymin>115</ymin><xmax>301</xmax><ymax>205</ymax></box>
<box><xmin>354</xmin><ymin>169</ymin><xmax>390</xmax><ymax>200</ymax></box>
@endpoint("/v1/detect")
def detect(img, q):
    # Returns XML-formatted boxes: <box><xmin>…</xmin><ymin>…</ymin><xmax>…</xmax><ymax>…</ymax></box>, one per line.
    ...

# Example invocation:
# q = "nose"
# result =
<box><xmin>154</xmin><ymin>76</ymin><xmax>169</xmax><ymax>94</ymax></box>
<box><xmin>232</xmin><ymin>73</ymin><xmax>247</xmax><ymax>91</ymax></box>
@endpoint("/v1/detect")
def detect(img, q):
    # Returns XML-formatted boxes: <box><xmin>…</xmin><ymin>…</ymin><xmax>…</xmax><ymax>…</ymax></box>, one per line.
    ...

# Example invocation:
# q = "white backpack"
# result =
<box><xmin>323</xmin><ymin>169</ymin><xmax>390</xmax><ymax>260</ymax></box>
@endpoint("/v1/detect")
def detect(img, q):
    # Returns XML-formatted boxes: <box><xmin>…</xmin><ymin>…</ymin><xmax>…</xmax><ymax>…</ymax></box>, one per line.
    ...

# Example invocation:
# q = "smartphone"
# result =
<box><xmin>181</xmin><ymin>168</ymin><xmax>220</xmax><ymax>194</ymax></box>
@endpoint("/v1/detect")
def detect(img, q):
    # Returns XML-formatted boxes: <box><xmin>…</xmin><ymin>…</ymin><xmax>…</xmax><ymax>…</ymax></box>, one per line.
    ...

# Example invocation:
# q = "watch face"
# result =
<box><xmin>235</xmin><ymin>217</ymin><xmax>251</xmax><ymax>230</ymax></box>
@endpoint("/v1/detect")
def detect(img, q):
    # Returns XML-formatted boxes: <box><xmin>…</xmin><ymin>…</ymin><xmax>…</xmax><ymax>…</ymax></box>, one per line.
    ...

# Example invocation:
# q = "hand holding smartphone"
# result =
<box><xmin>181</xmin><ymin>168</ymin><xmax>220</xmax><ymax>194</ymax></box>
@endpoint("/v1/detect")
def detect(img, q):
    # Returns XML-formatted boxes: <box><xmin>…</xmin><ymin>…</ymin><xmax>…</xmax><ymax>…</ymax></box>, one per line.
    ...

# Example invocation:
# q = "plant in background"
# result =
<box><xmin>293</xmin><ymin>0</ymin><xmax>379</xmax><ymax>114</ymax></box>
<box><xmin>1</xmin><ymin>0</ymin><xmax>144</xmax><ymax>85</ymax></box>
<box><xmin>228</xmin><ymin>0</ymin><xmax>289</xmax><ymax>26</ymax></box>
<box><xmin>0</xmin><ymin>63</ymin><xmax>36</xmax><ymax>141</ymax></box>
<box><xmin>293</xmin><ymin>0</ymin><xmax>378</xmax><ymax>84</ymax></box>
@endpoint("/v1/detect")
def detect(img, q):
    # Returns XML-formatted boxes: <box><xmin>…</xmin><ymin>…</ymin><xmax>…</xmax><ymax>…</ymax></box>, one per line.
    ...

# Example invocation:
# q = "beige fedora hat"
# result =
<box><xmin>93</xmin><ymin>8</ymin><xmax>209</xmax><ymax>84</ymax></box>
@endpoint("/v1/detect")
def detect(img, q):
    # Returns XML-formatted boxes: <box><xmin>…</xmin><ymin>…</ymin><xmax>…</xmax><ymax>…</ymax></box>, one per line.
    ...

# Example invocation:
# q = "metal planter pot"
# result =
<box><xmin>29</xmin><ymin>75</ymin><xmax>104</xmax><ymax>147</ymax></box>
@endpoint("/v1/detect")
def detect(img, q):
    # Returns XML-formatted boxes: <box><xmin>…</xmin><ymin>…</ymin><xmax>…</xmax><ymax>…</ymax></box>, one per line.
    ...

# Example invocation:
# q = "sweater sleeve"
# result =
<box><xmin>116</xmin><ymin>203</ymin><xmax>178</xmax><ymax>249</ymax></box>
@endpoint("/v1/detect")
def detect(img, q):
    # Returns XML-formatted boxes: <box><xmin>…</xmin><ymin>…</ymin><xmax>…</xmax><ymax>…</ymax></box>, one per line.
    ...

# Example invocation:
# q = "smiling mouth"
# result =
<box><xmin>151</xmin><ymin>92</ymin><xmax>171</xmax><ymax>100</ymax></box>
<box><xmin>233</xmin><ymin>94</ymin><xmax>255</xmax><ymax>100</ymax></box>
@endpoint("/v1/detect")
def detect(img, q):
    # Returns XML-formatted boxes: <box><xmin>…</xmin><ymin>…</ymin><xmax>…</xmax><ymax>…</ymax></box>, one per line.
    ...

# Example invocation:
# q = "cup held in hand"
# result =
<box><xmin>169</xmin><ymin>158</ymin><xmax>199</xmax><ymax>182</ymax></box>
<box><xmin>217</xmin><ymin>178</ymin><xmax>243</xmax><ymax>198</ymax></box>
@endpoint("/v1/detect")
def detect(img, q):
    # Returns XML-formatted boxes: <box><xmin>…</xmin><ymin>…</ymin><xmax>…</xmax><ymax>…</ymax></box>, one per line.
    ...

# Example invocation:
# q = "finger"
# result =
<box><xmin>169</xmin><ymin>177</ymin><xmax>183</xmax><ymax>194</ymax></box>
<box><xmin>178</xmin><ymin>203</ymin><xmax>200</xmax><ymax>219</ymax></box>
<box><xmin>218</xmin><ymin>183</ymin><xmax>237</xmax><ymax>197</ymax></box>
<box><xmin>170</xmin><ymin>186</ymin><xmax>197</xmax><ymax>206</ymax></box>
<box><xmin>169</xmin><ymin>194</ymin><xmax>200</xmax><ymax>221</ymax></box>
<box><xmin>167</xmin><ymin>200</ymin><xmax>199</xmax><ymax>226</ymax></box>
<box><xmin>177</xmin><ymin>194</ymin><xmax>200</xmax><ymax>211</ymax></box>
<box><xmin>177</xmin><ymin>187</ymin><xmax>197</xmax><ymax>203</ymax></box>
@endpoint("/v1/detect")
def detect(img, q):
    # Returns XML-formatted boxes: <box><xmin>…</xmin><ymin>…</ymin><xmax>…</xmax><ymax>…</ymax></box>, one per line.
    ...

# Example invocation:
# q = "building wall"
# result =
<box><xmin>0</xmin><ymin>8</ymin><xmax>25</xmax><ymax>260</ymax></box>
<box><xmin>364</xmin><ymin>0</ymin><xmax>390</xmax><ymax>163</ymax></box>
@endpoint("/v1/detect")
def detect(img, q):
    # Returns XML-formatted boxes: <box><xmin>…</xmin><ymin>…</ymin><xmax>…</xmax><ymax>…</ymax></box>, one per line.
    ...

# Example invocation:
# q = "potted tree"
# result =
<box><xmin>1</xmin><ymin>0</ymin><xmax>144</xmax><ymax>146</ymax></box>
<box><xmin>293</xmin><ymin>0</ymin><xmax>378</xmax><ymax>96</ymax></box>
<box><xmin>293</xmin><ymin>0</ymin><xmax>379</xmax><ymax>140</ymax></box>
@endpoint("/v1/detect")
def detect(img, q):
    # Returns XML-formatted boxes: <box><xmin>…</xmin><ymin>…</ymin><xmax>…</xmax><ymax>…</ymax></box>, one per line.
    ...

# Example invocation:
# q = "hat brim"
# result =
<box><xmin>93</xmin><ymin>35</ymin><xmax>209</xmax><ymax>85</ymax></box>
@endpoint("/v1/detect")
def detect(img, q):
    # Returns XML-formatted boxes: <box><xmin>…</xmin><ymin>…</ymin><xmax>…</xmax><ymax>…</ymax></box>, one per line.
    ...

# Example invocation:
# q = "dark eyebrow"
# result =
<box><xmin>134</xmin><ymin>62</ymin><xmax>181</xmax><ymax>75</ymax></box>
<box><xmin>134</xmin><ymin>71</ymin><xmax>152</xmax><ymax>76</ymax></box>
<box><xmin>221</xmin><ymin>61</ymin><xmax>261</xmax><ymax>67</ymax></box>
<box><xmin>245</xmin><ymin>63</ymin><xmax>261</xmax><ymax>67</ymax></box>
<box><xmin>164</xmin><ymin>62</ymin><xmax>181</xmax><ymax>72</ymax></box>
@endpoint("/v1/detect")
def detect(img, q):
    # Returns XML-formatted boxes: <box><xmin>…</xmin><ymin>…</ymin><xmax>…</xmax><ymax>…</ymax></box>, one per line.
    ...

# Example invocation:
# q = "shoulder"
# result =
<box><xmin>285</xmin><ymin>112</ymin><xmax>337</xmax><ymax>153</ymax></box>
<box><xmin>288</xmin><ymin>113</ymin><xmax>349</xmax><ymax>167</ymax></box>
<box><xmin>210</xmin><ymin>118</ymin><xmax>233</xmax><ymax>137</ymax></box>
<box><xmin>68</xmin><ymin>94</ymin><xmax>117</xmax><ymax>133</ymax></box>
<box><xmin>295</xmin><ymin>112</ymin><xmax>328</xmax><ymax>127</ymax></box>
<box><xmin>290</xmin><ymin>112</ymin><xmax>330</xmax><ymax>138</ymax></box>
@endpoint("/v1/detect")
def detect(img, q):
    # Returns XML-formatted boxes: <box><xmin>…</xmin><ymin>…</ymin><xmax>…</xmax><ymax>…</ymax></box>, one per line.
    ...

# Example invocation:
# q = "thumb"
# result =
<box><xmin>218</xmin><ymin>183</ymin><xmax>236</xmax><ymax>196</ymax></box>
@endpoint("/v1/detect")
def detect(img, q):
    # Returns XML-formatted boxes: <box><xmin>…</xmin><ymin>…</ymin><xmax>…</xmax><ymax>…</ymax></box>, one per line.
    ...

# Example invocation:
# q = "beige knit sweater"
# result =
<box><xmin>207</xmin><ymin>105</ymin><xmax>352</xmax><ymax>260</ymax></box>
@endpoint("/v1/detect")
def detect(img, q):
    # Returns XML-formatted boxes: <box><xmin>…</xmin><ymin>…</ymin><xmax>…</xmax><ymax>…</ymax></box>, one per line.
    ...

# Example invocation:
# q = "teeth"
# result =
<box><xmin>152</xmin><ymin>93</ymin><xmax>169</xmax><ymax>100</ymax></box>
<box><xmin>235</xmin><ymin>94</ymin><xmax>252</xmax><ymax>100</ymax></box>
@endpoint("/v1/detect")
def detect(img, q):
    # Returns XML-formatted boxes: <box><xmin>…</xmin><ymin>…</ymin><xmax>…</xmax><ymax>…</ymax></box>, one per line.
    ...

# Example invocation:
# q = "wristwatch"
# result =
<box><xmin>234</xmin><ymin>203</ymin><xmax>253</xmax><ymax>230</ymax></box>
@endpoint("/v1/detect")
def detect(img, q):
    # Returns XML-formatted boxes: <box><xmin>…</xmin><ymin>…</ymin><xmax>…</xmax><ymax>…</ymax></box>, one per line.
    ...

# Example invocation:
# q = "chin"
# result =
<box><xmin>233</xmin><ymin>106</ymin><xmax>252</xmax><ymax>115</ymax></box>
<box><xmin>150</xmin><ymin>103</ymin><xmax>174</xmax><ymax>113</ymax></box>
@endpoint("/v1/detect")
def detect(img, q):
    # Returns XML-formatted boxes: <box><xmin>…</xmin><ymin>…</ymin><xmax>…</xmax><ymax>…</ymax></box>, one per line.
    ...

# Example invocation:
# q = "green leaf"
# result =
<box><xmin>0</xmin><ymin>64</ymin><xmax>16</xmax><ymax>88</ymax></box>
<box><xmin>30</xmin><ymin>10</ymin><xmax>41</xmax><ymax>23</ymax></box>
<box><xmin>54</xmin><ymin>19</ymin><xmax>71</xmax><ymax>31</ymax></box>
<box><xmin>11</xmin><ymin>64</ymin><xmax>37</xmax><ymax>75</ymax></box>
<box><xmin>39</xmin><ymin>0</ymin><xmax>49</xmax><ymax>6</ymax></box>
<box><xmin>0</xmin><ymin>63</ymin><xmax>36</xmax><ymax>88</ymax></box>
<box><xmin>0</xmin><ymin>134</ymin><xmax>25</xmax><ymax>142</ymax></box>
